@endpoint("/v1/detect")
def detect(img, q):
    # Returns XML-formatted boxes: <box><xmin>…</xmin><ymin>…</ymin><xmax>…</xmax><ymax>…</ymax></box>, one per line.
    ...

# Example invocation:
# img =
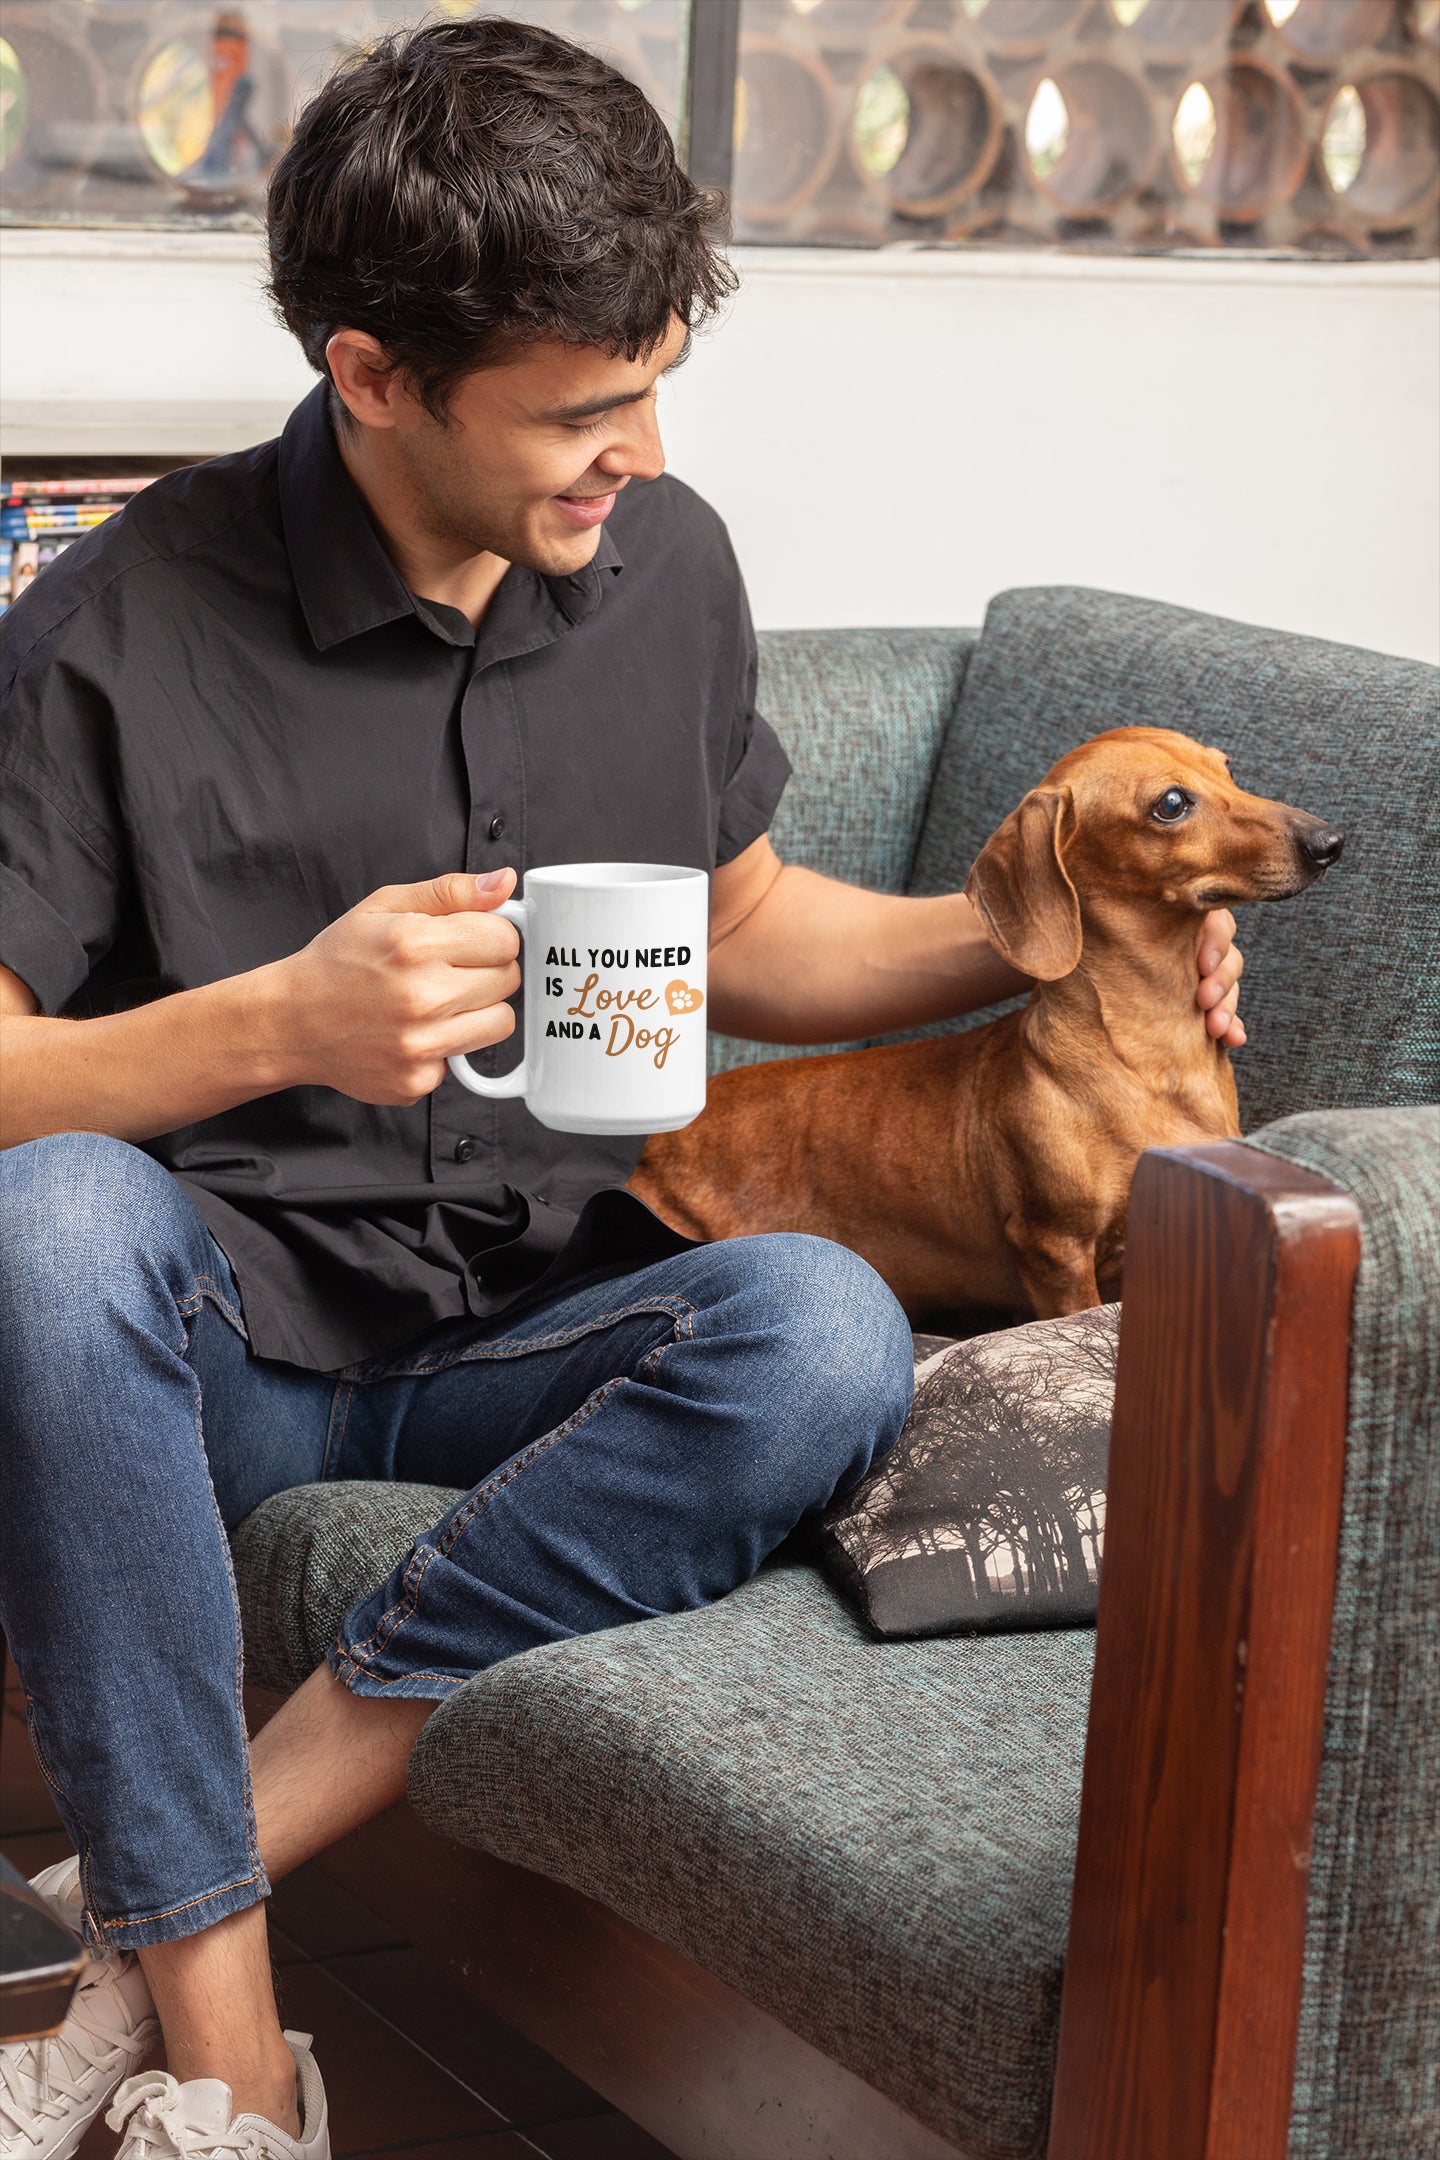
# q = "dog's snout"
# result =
<box><xmin>1296</xmin><ymin>821</ymin><xmax>1345</xmax><ymax>870</ymax></box>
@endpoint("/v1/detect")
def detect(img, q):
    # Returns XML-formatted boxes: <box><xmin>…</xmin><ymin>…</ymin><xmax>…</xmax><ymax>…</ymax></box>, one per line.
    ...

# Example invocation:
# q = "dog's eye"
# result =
<box><xmin>1152</xmin><ymin>787</ymin><xmax>1192</xmax><ymax>824</ymax></box>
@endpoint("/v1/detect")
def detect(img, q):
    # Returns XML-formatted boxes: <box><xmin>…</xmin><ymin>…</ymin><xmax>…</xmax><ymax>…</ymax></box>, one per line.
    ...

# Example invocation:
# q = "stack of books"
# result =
<box><xmin>1</xmin><ymin>478</ymin><xmax>158</xmax><ymax>615</ymax></box>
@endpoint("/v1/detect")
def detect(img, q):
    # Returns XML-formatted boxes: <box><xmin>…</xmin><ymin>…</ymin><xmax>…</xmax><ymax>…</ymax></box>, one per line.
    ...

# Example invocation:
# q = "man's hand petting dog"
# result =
<box><xmin>1197</xmin><ymin>909</ymin><xmax>1246</xmax><ymax>1047</ymax></box>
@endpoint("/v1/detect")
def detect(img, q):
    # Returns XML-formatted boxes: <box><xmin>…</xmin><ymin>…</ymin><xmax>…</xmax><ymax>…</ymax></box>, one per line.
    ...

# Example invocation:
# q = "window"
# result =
<box><xmin>1</xmin><ymin>0</ymin><xmax>1436</xmax><ymax>256</ymax></box>
<box><xmin>730</xmin><ymin>0</ymin><xmax>1440</xmax><ymax>252</ymax></box>
<box><xmin>0</xmin><ymin>0</ymin><xmax>687</xmax><ymax>226</ymax></box>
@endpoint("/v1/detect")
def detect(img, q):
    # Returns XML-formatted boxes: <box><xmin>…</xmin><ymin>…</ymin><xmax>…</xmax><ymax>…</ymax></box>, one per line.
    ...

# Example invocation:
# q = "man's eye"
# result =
<box><xmin>1151</xmin><ymin>786</ymin><xmax>1192</xmax><ymax>823</ymax></box>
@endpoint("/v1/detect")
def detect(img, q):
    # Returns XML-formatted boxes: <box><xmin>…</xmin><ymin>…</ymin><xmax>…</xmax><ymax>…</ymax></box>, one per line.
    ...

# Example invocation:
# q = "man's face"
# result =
<box><xmin>366</xmin><ymin>315</ymin><xmax>689</xmax><ymax>577</ymax></box>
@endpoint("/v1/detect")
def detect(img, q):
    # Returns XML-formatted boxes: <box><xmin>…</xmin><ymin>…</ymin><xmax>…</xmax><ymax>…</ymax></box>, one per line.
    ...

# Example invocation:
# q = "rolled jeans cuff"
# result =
<box><xmin>88</xmin><ymin>1861</ymin><xmax>271</xmax><ymax>1952</ymax></box>
<box><xmin>327</xmin><ymin>1638</ymin><xmax>465</xmax><ymax>1701</ymax></box>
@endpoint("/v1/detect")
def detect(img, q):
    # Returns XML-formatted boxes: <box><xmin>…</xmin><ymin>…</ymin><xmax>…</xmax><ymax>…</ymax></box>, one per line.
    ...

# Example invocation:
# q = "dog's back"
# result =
<box><xmin>633</xmin><ymin>1017</ymin><xmax>1033</xmax><ymax>1315</ymax></box>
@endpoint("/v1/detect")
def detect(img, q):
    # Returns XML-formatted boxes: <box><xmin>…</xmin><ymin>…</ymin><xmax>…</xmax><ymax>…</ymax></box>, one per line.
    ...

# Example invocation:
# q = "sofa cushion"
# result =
<box><xmin>1246</xmin><ymin>1108</ymin><xmax>1440</xmax><ymax>2160</ymax></box>
<box><xmin>908</xmin><ymin>588</ymin><xmax>1440</xmax><ymax>1129</ymax></box>
<box><xmin>407</xmin><ymin>1557</ymin><xmax>1093</xmax><ymax>2160</ymax></box>
<box><xmin>232</xmin><ymin>1479</ymin><xmax>464</xmax><ymax>1696</ymax></box>
<box><xmin>819</xmin><ymin>1304</ymin><xmax>1118</xmax><ymax>1639</ymax></box>
<box><xmin>711</xmin><ymin>627</ymin><xmax>975</xmax><ymax>1074</ymax></box>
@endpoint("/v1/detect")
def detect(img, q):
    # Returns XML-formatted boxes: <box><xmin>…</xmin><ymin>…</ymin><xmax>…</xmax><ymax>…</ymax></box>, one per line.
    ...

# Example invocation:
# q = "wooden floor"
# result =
<box><xmin>1</xmin><ymin>1675</ymin><xmax>677</xmax><ymax>2159</ymax></box>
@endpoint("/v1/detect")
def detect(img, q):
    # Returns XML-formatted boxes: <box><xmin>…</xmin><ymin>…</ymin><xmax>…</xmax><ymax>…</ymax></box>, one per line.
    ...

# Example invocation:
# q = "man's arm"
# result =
<box><xmin>0</xmin><ymin>870</ymin><xmax>522</xmax><ymax>1150</ymax></box>
<box><xmin>706</xmin><ymin>836</ymin><xmax>1246</xmax><ymax>1047</ymax></box>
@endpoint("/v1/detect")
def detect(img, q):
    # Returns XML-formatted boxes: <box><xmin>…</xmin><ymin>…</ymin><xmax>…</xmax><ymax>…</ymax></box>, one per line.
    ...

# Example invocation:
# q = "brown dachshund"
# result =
<box><xmin>630</xmin><ymin>728</ymin><xmax>1343</xmax><ymax>1320</ymax></box>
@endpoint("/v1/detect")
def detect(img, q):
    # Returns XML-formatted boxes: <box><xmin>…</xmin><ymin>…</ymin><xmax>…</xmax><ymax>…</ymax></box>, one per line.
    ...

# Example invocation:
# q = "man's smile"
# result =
<box><xmin>552</xmin><ymin>484</ymin><xmax>622</xmax><ymax>528</ymax></box>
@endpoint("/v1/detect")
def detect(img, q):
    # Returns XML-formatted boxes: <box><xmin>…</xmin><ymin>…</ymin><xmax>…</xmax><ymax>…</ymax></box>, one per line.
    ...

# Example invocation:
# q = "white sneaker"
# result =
<box><xmin>0</xmin><ymin>1857</ymin><xmax>159</xmax><ymax>2159</ymax></box>
<box><xmin>106</xmin><ymin>2033</ymin><xmax>328</xmax><ymax>2160</ymax></box>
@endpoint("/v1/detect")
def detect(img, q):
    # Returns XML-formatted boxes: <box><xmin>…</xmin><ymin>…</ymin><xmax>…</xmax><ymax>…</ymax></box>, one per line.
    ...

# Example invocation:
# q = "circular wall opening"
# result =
<box><xmin>135</xmin><ymin>12</ymin><xmax>283</xmax><ymax>198</ymax></box>
<box><xmin>1024</xmin><ymin>58</ymin><xmax>1156</xmax><ymax>215</ymax></box>
<box><xmin>1262</xmin><ymin>0</ymin><xmax>1396</xmax><ymax>62</ymax></box>
<box><xmin>1172</xmin><ymin>58</ymin><xmax>1308</xmax><ymax>221</ymax></box>
<box><xmin>853</xmin><ymin>64</ymin><xmax>908</xmax><ymax>178</ymax></box>
<box><xmin>0</xmin><ymin>13</ymin><xmax>103</xmax><ymax>208</ymax></box>
<box><xmin>1323</xmin><ymin>69</ymin><xmax>1440</xmax><ymax>227</ymax></box>
<box><xmin>1321</xmin><ymin>83</ymin><xmax>1366</xmax><ymax>194</ymax></box>
<box><xmin>1026</xmin><ymin>76</ymin><xmax>1068</xmax><ymax>180</ymax></box>
<box><xmin>1107</xmin><ymin>0</ymin><xmax>1245</xmax><ymax>58</ymax></box>
<box><xmin>958</xmin><ymin>0</ymin><xmax>1087</xmax><ymax>60</ymax></box>
<box><xmin>1173</xmin><ymin>80</ymin><xmax>1216</xmax><ymax>188</ymax></box>
<box><xmin>854</xmin><ymin>42</ymin><xmax>1003</xmax><ymax>215</ymax></box>
<box><xmin>733</xmin><ymin>39</ymin><xmax>838</xmax><ymax>224</ymax></box>
<box><xmin>0</xmin><ymin>37</ymin><xmax>28</xmax><ymax>171</ymax></box>
<box><xmin>137</xmin><ymin>39</ymin><xmax>213</xmax><ymax>177</ymax></box>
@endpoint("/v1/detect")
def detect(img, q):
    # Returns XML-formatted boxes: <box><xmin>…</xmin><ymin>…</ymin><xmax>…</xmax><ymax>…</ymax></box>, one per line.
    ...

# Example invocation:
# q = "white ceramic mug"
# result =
<box><xmin>447</xmin><ymin>862</ymin><xmax>709</xmax><ymax>1135</ymax></box>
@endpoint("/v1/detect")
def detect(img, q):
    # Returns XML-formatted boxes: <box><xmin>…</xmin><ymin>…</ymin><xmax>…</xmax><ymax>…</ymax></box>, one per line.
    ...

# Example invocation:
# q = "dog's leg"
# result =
<box><xmin>1005</xmin><ymin>1220</ymin><xmax>1102</xmax><ymax>1319</ymax></box>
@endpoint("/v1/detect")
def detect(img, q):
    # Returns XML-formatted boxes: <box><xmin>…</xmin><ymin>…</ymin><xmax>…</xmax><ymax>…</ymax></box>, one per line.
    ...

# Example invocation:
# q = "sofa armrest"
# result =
<box><xmin>1048</xmin><ymin>1138</ymin><xmax>1361</xmax><ymax>2160</ymax></box>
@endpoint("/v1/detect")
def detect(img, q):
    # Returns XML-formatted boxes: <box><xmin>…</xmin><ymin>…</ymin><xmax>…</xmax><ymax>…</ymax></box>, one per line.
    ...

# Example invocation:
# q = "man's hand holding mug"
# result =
<box><xmin>261</xmin><ymin>869</ymin><xmax>523</xmax><ymax>1108</ymax></box>
<box><xmin>265</xmin><ymin>863</ymin><xmax>708</xmax><ymax>1133</ymax></box>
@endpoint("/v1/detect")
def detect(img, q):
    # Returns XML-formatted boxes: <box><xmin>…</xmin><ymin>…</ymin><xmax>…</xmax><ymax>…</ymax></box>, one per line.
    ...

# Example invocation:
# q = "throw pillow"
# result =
<box><xmin>818</xmin><ymin>1305</ymin><xmax>1120</xmax><ymax>1639</ymax></box>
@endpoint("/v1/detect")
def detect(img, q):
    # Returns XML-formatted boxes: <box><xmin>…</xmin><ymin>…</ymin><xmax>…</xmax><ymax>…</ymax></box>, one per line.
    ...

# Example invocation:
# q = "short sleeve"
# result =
<box><xmin>715</xmin><ymin>588</ymin><xmax>791</xmax><ymax>865</ymax></box>
<box><xmin>1</xmin><ymin>638</ymin><xmax>125</xmax><ymax>1015</ymax></box>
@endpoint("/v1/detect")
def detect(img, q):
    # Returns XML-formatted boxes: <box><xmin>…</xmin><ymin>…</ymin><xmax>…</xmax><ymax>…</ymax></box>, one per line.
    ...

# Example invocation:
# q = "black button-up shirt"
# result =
<box><xmin>0</xmin><ymin>386</ymin><xmax>790</xmax><ymax>1370</ymax></box>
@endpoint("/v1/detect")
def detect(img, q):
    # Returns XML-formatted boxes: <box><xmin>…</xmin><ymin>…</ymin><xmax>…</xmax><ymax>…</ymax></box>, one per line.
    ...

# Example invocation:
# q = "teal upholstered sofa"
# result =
<box><xmin>234</xmin><ymin>590</ymin><xmax>1439</xmax><ymax>2160</ymax></box>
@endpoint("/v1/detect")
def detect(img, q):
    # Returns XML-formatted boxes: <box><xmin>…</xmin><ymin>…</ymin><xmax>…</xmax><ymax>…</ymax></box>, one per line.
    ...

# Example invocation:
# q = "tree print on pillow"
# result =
<box><xmin>819</xmin><ymin>1305</ymin><xmax>1120</xmax><ymax>1639</ymax></box>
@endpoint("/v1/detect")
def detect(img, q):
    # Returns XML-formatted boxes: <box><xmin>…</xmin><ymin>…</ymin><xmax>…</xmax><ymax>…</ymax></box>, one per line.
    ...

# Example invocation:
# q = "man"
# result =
<box><xmin>0</xmin><ymin>17</ymin><xmax>1244</xmax><ymax>2153</ymax></box>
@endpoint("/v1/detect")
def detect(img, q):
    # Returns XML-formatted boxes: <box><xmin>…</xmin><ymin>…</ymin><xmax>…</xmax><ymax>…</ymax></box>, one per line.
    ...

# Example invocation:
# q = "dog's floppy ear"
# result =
<box><xmin>964</xmin><ymin>784</ymin><xmax>1082</xmax><ymax>981</ymax></box>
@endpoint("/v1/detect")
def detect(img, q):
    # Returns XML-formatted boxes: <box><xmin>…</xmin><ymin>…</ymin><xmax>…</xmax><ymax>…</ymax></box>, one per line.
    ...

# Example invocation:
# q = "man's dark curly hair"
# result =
<box><xmin>266</xmin><ymin>15</ymin><xmax>734</xmax><ymax>418</ymax></box>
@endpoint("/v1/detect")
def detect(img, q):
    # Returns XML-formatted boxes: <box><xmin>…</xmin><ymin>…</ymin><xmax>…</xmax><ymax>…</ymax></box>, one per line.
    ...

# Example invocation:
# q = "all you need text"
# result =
<box><xmin>541</xmin><ymin>944</ymin><xmax>697</xmax><ymax>1071</ymax></box>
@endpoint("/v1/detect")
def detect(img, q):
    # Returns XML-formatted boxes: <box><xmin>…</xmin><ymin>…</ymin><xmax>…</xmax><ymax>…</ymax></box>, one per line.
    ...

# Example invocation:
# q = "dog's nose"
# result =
<box><xmin>1299</xmin><ymin>824</ymin><xmax>1345</xmax><ymax>868</ymax></box>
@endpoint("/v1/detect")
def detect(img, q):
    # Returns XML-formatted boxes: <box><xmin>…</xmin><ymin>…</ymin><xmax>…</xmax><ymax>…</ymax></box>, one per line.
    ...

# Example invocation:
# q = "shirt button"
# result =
<box><xmin>488</xmin><ymin>815</ymin><xmax>507</xmax><ymax>841</ymax></box>
<box><xmin>454</xmin><ymin>1137</ymin><xmax>477</xmax><ymax>1164</ymax></box>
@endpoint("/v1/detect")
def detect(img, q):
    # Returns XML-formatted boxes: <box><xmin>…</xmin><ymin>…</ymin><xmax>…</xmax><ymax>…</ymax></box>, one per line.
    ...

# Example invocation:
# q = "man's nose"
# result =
<box><xmin>602</xmin><ymin>400</ymin><xmax>665</xmax><ymax>483</ymax></box>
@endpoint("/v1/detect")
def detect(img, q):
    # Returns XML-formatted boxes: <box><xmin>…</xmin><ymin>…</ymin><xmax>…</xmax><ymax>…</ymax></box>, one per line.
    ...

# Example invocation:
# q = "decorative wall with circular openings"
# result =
<box><xmin>0</xmin><ymin>0</ymin><xmax>687</xmax><ymax>225</ymax></box>
<box><xmin>734</xmin><ymin>0</ymin><xmax>1439</xmax><ymax>252</ymax></box>
<box><xmin>1</xmin><ymin>0</ymin><xmax>1434</xmax><ymax>254</ymax></box>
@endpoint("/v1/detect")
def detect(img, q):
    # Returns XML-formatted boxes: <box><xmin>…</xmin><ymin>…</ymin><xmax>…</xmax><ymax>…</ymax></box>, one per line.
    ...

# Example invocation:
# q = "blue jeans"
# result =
<box><xmin>0</xmin><ymin>1133</ymin><xmax>912</xmax><ymax>1950</ymax></box>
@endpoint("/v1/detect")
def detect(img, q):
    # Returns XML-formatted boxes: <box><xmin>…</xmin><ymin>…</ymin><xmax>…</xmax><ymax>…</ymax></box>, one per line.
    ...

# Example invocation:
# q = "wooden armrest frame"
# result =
<box><xmin>1047</xmin><ymin>1141</ymin><xmax>1360</xmax><ymax>2160</ymax></box>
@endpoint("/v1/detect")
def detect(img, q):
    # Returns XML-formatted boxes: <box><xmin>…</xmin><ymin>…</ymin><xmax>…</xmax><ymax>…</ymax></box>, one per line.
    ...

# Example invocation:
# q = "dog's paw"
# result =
<box><xmin>664</xmin><ymin>979</ymin><xmax>704</xmax><ymax>1015</ymax></box>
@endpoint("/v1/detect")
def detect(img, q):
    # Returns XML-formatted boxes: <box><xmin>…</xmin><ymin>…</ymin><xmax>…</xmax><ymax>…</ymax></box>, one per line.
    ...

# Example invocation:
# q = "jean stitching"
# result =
<box><xmin>636</xmin><ymin>1304</ymin><xmax>690</xmax><ymax>1383</ymax></box>
<box><xmin>19</xmin><ymin>1691</ymin><xmax>78</xmax><ymax>1813</ymax></box>
<box><xmin>21</xmin><ymin>1688</ymin><xmax>92</xmax><ymax>1837</ymax></box>
<box><xmin>101</xmin><ymin>1871</ymin><xmax>265</xmax><ymax>1933</ymax></box>
<box><xmin>181</xmin><ymin>1304</ymin><xmax>264</xmax><ymax>1889</ymax></box>
<box><xmin>340</xmin><ymin>1373</ymin><xmax>630</xmax><ymax>1672</ymax></box>
<box><xmin>22</xmin><ymin>1690</ymin><xmax>108</xmax><ymax>1933</ymax></box>
<box><xmin>329</xmin><ymin>1654</ymin><xmax>465</xmax><ymax>1694</ymax></box>
<box><xmin>353</xmin><ymin>1294</ymin><xmax>699</xmax><ymax>1381</ymax></box>
<box><xmin>200</xmin><ymin>1390</ymin><xmax>264</xmax><ymax>1885</ymax></box>
<box><xmin>338</xmin><ymin>1535</ymin><xmax>451</xmax><ymax>1668</ymax></box>
<box><xmin>322</xmin><ymin>1380</ymin><xmax>355</xmax><ymax>1480</ymax></box>
<box><xmin>175</xmin><ymin>1273</ymin><xmax>247</xmax><ymax>1337</ymax></box>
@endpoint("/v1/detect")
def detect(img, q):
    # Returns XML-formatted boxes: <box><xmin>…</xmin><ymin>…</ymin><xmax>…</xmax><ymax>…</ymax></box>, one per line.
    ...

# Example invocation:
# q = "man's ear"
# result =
<box><xmin>326</xmin><ymin>330</ymin><xmax>405</xmax><ymax>431</ymax></box>
<box><xmin>964</xmin><ymin>784</ymin><xmax>1082</xmax><ymax>981</ymax></box>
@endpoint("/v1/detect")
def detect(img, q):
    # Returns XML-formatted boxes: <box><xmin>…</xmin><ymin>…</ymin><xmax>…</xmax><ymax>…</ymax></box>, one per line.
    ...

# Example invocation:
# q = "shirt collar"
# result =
<box><xmin>278</xmin><ymin>383</ymin><xmax>624</xmax><ymax>656</ymax></box>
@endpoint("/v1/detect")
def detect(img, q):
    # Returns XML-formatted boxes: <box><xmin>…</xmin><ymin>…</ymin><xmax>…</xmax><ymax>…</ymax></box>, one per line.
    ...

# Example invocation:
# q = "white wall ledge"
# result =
<box><xmin>4</xmin><ymin>223</ymin><xmax>1437</xmax><ymax>285</ymax></box>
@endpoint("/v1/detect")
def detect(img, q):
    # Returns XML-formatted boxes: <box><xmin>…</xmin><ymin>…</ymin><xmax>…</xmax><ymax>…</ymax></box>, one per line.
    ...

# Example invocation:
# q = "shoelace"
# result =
<box><xmin>106</xmin><ymin>2075</ymin><xmax>265</xmax><ymax>2159</ymax></box>
<box><xmin>0</xmin><ymin>1969</ymin><xmax>149</xmax><ymax>2130</ymax></box>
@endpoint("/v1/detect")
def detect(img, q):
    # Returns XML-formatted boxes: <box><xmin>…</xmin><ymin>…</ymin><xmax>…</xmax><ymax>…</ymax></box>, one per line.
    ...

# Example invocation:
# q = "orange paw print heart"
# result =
<box><xmin>664</xmin><ymin>978</ymin><xmax>704</xmax><ymax>1016</ymax></box>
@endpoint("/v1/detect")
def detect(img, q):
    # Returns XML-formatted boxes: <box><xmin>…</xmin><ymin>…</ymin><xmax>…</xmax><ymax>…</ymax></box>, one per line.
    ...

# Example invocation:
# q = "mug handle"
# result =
<box><xmin>447</xmin><ymin>897</ymin><xmax>531</xmax><ymax>1100</ymax></box>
